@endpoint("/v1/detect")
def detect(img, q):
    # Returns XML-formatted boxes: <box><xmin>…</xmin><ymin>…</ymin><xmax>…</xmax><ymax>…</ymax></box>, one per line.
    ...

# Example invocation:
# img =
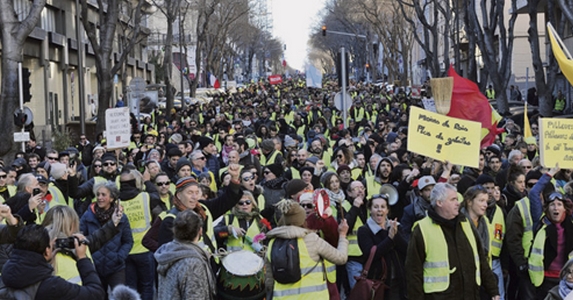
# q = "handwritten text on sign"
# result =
<box><xmin>539</xmin><ymin>118</ymin><xmax>573</xmax><ymax>168</ymax></box>
<box><xmin>408</xmin><ymin>106</ymin><xmax>481</xmax><ymax>168</ymax></box>
<box><xmin>105</xmin><ymin>107</ymin><xmax>131</xmax><ymax>150</ymax></box>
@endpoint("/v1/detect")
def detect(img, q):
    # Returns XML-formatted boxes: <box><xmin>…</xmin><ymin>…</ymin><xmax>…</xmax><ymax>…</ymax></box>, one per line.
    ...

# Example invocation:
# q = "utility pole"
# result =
<box><xmin>76</xmin><ymin>0</ymin><xmax>86</xmax><ymax>135</ymax></box>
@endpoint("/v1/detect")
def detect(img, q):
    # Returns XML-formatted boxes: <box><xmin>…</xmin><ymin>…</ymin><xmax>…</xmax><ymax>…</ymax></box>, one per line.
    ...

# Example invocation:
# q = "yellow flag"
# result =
<box><xmin>547</xmin><ymin>23</ymin><xmax>573</xmax><ymax>86</ymax></box>
<box><xmin>524</xmin><ymin>102</ymin><xmax>532</xmax><ymax>138</ymax></box>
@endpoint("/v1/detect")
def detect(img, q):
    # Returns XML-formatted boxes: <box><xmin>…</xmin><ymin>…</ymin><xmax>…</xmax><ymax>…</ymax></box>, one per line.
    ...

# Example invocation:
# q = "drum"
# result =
<box><xmin>217</xmin><ymin>250</ymin><xmax>266</xmax><ymax>300</ymax></box>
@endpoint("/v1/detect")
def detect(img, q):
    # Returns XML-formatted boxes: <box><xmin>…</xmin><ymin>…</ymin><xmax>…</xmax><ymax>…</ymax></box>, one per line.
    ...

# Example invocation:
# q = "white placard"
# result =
<box><xmin>422</xmin><ymin>98</ymin><xmax>437</xmax><ymax>113</ymax></box>
<box><xmin>13</xmin><ymin>132</ymin><xmax>30</xmax><ymax>142</ymax></box>
<box><xmin>105</xmin><ymin>107</ymin><xmax>131</xmax><ymax>150</ymax></box>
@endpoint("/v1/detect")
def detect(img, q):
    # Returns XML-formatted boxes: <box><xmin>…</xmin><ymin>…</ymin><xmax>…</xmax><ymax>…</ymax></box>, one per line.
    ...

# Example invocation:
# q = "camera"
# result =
<box><xmin>55</xmin><ymin>237</ymin><xmax>89</xmax><ymax>249</ymax></box>
<box><xmin>32</xmin><ymin>188</ymin><xmax>41</xmax><ymax>196</ymax></box>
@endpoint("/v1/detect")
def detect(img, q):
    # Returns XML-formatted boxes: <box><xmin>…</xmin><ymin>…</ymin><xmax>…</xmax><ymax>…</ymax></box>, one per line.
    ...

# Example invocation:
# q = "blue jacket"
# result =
<box><xmin>80</xmin><ymin>204</ymin><xmax>133</xmax><ymax>277</ymax></box>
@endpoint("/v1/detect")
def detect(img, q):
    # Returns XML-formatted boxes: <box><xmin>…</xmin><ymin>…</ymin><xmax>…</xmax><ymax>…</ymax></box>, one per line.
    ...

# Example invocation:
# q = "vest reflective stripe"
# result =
<box><xmin>269</xmin><ymin>237</ymin><xmax>328</xmax><ymax>299</ymax></box>
<box><xmin>528</xmin><ymin>224</ymin><xmax>546</xmax><ymax>287</ymax></box>
<box><xmin>290</xmin><ymin>167</ymin><xmax>300</xmax><ymax>179</ymax></box>
<box><xmin>417</xmin><ymin>217</ymin><xmax>481</xmax><ymax>293</ymax></box>
<box><xmin>324</xmin><ymin>260</ymin><xmax>337</xmax><ymax>283</ymax></box>
<box><xmin>226</xmin><ymin>215</ymin><xmax>262</xmax><ymax>252</ymax></box>
<box><xmin>487</xmin><ymin>205</ymin><xmax>505</xmax><ymax>257</ymax></box>
<box><xmin>516</xmin><ymin>198</ymin><xmax>534</xmax><ymax>258</ymax></box>
<box><xmin>341</xmin><ymin>201</ymin><xmax>363</xmax><ymax>257</ymax></box>
<box><xmin>123</xmin><ymin>193</ymin><xmax>152</xmax><ymax>254</ymax></box>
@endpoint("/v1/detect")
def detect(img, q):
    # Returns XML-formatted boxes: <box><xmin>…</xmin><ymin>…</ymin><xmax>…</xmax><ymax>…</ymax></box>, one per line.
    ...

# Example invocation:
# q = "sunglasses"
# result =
<box><xmin>47</xmin><ymin>157</ymin><xmax>58</xmax><ymax>160</ymax></box>
<box><xmin>337</xmin><ymin>155</ymin><xmax>343</xmax><ymax>158</ymax></box>
<box><xmin>103</xmin><ymin>162</ymin><xmax>116</xmax><ymax>167</ymax></box>
<box><xmin>196</xmin><ymin>157</ymin><xmax>206</xmax><ymax>160</ymax></box>
<box><xmin>527</xmin><ymin>182</ymin><xmax>536</xmax><ymax>188</ymax></box>
<box><xmin>264</xmin><ymin>171</ymin><xmax>271</xmax><ymax>175</ymax></box>
<box><xmin>242</xmin><ymin>175</ymin><xmax>255</xmax><ymax>182</ymax></box>
<box><xmin>0</xmin><ymin>175</ymin><xmax>6</xmax><ymax>179</ymax></box>
<box><xmin>93</xmin><ymin>164</ymin><xmax>102</xmax><ymax>168</ymax></box>
<box><xmin>301</xmin><ymin>203</ymin><xmax>314</xmax><ymax>209</ymax></box>
<box><xmin>238</xmin><ymin>200</ymin><xmax>252</xmax><ymax>206</ymax></box>
<box><xmin>156</xmin><ymin>181</ymin><xmax>170</xmax><ymax>187</ymax></box>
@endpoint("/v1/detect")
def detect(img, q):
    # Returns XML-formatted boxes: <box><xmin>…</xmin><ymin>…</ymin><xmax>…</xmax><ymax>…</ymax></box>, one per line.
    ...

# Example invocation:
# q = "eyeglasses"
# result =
<box><xmin>301</xmin><ymin>203</ymin><xmax>314</xmax><ymax>209</ymax></box>
<box><xmin>238</xmin><ymin>200</ymin><xmax>252</xmax><ymax>206</ymax></box>
<box><xmin>93</xmin><ymin>164</ymin><xmax>102</xmax><ymax>168</ymax></box>
<box><xmin>531</xmin><ymin>127</ymin><xmax>538</xmax><ymax>130</ymax></box>
<box><xmin>242</xmin><ymin>175</ymin><xmax>255</xmax><ymax>182</ymax></box>
<box><xmin>156</xmin><ymin>181</ymin><xmax>170</xmax><ymax>187</ymax></box>
<box><xmin>522</xmin><ymin>165</ymin><xmax>532</xmax><ymax>170</ymax></box>
<box><xmin>0</xmin><ymin>175</ymin><xmax>6</xmax><ymax>179</ymax></box>
<box><xmin>103</xmin><ymin>162</ymin><xmax>116</xmax><ymax>167</ymax></box>
<box><xmin>47</xmin><ymin>156</ymin><xmax>58</xmax><ymax>160</ymax></box>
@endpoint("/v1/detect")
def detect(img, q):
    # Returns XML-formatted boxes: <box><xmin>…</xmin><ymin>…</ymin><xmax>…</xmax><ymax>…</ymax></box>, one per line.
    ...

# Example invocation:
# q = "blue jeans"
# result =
<box><xmin>126</xmin><ymin>252</ymin><xmax>154</xmax><ymax>300</ymax></box>
<box><xmin>346</xmin><ymin>260</ymin><xmax>363</xmax><ymax>290</ymax></box>
<box><xmin>492</xmin><ymin>258</ymin><xmax>505</xmax><ymax>300</ymax></box>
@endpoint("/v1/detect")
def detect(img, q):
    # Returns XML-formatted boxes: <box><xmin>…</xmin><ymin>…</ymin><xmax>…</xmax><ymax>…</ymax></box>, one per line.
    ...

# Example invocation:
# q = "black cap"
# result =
<box><xmin>35</xmin><ymin>174</ymin><xmax>48</xmax><ymax>184</ymax></box>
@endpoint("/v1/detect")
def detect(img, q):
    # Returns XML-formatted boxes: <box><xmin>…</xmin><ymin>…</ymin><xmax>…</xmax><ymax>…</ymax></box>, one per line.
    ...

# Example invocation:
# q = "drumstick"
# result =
<box><xmin>338</xmin><ymin>201</ymin><xmax>345</xmax><ymax>220</ymax></box>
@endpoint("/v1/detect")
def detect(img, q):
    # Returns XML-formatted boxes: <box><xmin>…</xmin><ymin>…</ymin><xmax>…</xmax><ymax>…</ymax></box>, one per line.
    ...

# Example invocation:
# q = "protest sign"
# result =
<box><xmin>408</xmin><ymin>106</ymin><xmax>481</xmax><ymax>168</ymax></box>
<box><xmin>539</xmin><ymin>118</ymin><xmax>573</xmax><ymax>168</ymax></box>
<box><xmin>105</xmin><ymin>107</ymin><xmax>131</xmax><ymax>150</ymax></box>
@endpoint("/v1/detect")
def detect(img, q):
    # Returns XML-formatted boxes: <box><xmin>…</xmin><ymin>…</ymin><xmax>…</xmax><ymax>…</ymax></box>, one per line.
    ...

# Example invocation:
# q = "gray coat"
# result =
<box><xmin>154</xmin><ymin>240</ymin><xmax>216</xmax><ymax>300</ymax></box>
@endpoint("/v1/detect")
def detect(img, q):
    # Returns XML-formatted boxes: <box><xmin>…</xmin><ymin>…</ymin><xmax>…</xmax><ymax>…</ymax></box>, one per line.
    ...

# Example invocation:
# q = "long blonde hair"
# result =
<box><xmin>41</xmin><ymin>205</ymin><xmax>81</xmax><ymax>274</ymax></box>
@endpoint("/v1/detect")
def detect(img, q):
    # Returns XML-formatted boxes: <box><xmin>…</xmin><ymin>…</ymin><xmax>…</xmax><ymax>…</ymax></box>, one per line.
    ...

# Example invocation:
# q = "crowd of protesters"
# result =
<box><xmin>0</xmin><ymin>76</ymin><xmax>570</xmax><ymax>300</ymax></box>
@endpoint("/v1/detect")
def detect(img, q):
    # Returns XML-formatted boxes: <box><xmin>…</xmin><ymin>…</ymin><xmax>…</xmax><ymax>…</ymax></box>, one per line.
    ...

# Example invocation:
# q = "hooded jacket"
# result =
<box><xmin>154</xmin><ymin>240</ymin><xmax>215</xmax><ymax>300</ymax></box>
<box><xmin>1</xmin><ymin>249</ymin><xmax>105</xmax><ymax>300</ymax></box>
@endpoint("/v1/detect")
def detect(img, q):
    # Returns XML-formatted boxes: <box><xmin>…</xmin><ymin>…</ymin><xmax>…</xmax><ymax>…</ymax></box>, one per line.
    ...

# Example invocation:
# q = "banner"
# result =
<box><xmin>306</xmin><ymin>64</ymin><xmax>323</xmax><ymax>88</ymax></box>
<box><xmin>269</xmin><ymin>74</ymin><xmax>283</xmax><ymax>85</ymax></box>
<box><xmin>408</xmin><ymin>106</ymin><xmax>481</xmax><ymax>168</ymax></box>
<box><xmin>539</xmin><ymin>118</ymin><xmax>573</xmax><ymax>168</ymax></box>
<box><xmin>105</xmin><ymin>107</ymin><xmax>131</xmax><ymax>150</ymax></box>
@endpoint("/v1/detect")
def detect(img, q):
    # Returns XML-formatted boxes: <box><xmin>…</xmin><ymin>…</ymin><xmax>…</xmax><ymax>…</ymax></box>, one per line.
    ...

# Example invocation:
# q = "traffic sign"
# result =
<box><xmin>334</xmin><ymin>92</ymin><xmax>352</xmax><ymax>111</ymax></box>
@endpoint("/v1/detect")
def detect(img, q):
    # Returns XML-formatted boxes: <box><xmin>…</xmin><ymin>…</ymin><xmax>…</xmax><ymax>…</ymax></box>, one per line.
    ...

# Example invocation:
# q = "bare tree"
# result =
<box><xmin>465</xmin><ymin>0</ymin><xmax>517</xmax><ymax>114</ymax></box>
<box><xmin>0</xmin><ymin>0</ymin><xmax>45</xmax><ymax>158</ymax></box>
<box><xmin>189</xmin><ymin>0</ymin><xmax>218</xmax><ymax>97</ymax></box>
<box><xmin>81</xmin><ymin>0</ymin><xmax>147</xmax><ymax>134</ymax></box>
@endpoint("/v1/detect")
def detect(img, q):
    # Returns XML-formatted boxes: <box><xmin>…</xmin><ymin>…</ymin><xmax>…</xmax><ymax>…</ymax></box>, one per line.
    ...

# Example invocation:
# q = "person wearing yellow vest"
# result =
<box><xmin>260</xmin><ymin>139</ymin><xmax>284</xmax><ymax>166</ymax></box>
<box><xmin>553</xmin><ymin>90</ymin><xmax>566</xmax><ymax>114</ymax></box>
<box><xmin>406</xmin><ymin>183</ymin><xmax>500</xmax><ymax>299</ymax></box>
<box><xmin>153</xmin><ymin>164</ymin><xmax>243</xmax><ymax>254</ymax></box>
<box><xmin>214</xmin><ymin>191</ymin><xmax>268</xmax><ymax>252</ymax></box>
<box><xmin>2</xmin><ymin>224</ymin><xmax>106</xmax><ymax>299</ymax></box>
<box><xmin>5</xmin><ymin>173</ymin><xmax>45</xmax><ymax>224</ymax></box>
<box><xmin>365</xmin><ymin>157</ymin><xmax>393</xmax><ymax>199</ymax></box>
<box><xmin>190</xmin><ymin>151</ymin><xmax>218</xmax><ymax>192</ymax></box>
<box><xmin>528</xmin><ymin>191</ymin><xmax>573</xmax><ymax>298</ymax></box>
<box><xmin>357</xmin><ymin>192</ymin><xmax>408</xmax><ymax>299</ymax></box>
<box><xmin>486</xmin><ymin>85</ymin><xmax>496</xmax><ymax>100</ymax></box>
<box><xmin>459</xmin><ymin>186</ymin><xmax>492</xmax><ymax>268</ymax></box>
<box><xmin>153</xmin><ymin>173</ymin><xmax>173</xmax><ymax>219</ymax></box>
<box><xmin>265</xmin><ymin>199</ymin><xmax>349</xmax><ymax>300</ymax></box>
<box><xmin>342</xmin><ymin>181</ymin><xmax>369</xmax><ymax>291</ymax></box>
<box><xmin>120</xmin><ymin>169</ymin><xmax>162</xmax><ymax>300</ymax></box>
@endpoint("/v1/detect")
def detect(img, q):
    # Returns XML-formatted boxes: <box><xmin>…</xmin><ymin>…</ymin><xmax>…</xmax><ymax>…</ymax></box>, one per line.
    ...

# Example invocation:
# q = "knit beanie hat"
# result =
<box><xmin>261</xmin><ymin>139</ymin><xmax>275</xmax><ymax>152</ymax></box>
<box><xmin>284</xmin><ymin>135</ymin><xmax>297</xmax><ymax>148</ymax></box>
<box><xmin>175</xmin><ymin>176</ymin><xmax>197</xmax><ymax>193</ymax></box>
<box><xmin>276</xmin><ymin>199</ymin><xmax>306</xmax><ymax>227</ymax></box>
<box><xmin>265</xmin><ymin>163</ymin><xmax>283</xmax><ymax>178</ymax></box>
<box><xmin>305</xmin><ymin>156</ymin><xmax>319</xmax><ymax>165</ymax></box>
<box><xmin>285</xmin><ymin>179</ymin><xmax>307</xmax><ymax>198</ymax></box>
<box><xmin>475</xmin><ymin>174</ymin><xmax>495</xmax><ymax>185</ymax></box>
<box><xmin>526</xmin><ymin>169</ymin><xmax>543</xmax><ymax>182</ymax></box>
<box><xmin>37</xmin><ymin>161</ymin><xmax>51</xmax><ymax>174</ymax></box>
<box><xmin>198</xmin><ymin>136</ymin><xmax>214</xmax><ymax>149</ymax></box>
<box><xmin>101</xmin><ymin>153</ymin><xmax>117</xmax><ymax>163</ymax></box>
<box><xmin>170</xmin><ymin>133</ymin><xmax>183</xmax><ymax>144</ymax></box>
<box><xmin>176</xmin><ymin>157</ymin><xmax>192</xmax><ymax>173</ymax></box>
<box><xmin>336</xmin><ymin>164</ymin><xmax>351</xmax><ymax>175</ymax></box>
<box><xmin>50</xmin><ymin>163</ymin><xmax>67</xmax><ymax>180</ymax></box>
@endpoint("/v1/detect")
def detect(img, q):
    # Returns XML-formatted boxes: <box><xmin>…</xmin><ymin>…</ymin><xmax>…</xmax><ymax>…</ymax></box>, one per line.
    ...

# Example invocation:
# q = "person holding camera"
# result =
<box><xmin>1</xmin><ymin>224</ymin><xmax>105</xmax><ymax>300</ymax></box>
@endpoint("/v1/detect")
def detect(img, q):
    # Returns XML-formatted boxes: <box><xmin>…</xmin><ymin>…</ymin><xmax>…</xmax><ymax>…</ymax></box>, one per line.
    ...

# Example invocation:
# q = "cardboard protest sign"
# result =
<box><xmin>539</xmin><ymin>118</ymin><xmax>573</xmax><ymax>168</ymax></box>
<box><xmin>105</xmin><ymin>107</ymin><xmax>131</xmax><ymax>150</ymax></box>
<box><xmin>408</xmin><ymin>106</ymin><xmax>481</xmax><ymax>168</ymax></box>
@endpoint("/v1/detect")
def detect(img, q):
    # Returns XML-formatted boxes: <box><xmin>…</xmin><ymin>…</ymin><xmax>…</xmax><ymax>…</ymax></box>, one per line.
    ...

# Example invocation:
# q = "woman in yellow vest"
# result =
<box><xmin>214</xmin><ymin>191</ymin><xmax>268</xmax><ymax>252</ymax></box>
<box><xmin>528</xmin><ymin>191</ymin><xmax>573</xmax><ymax>298</ymax></box>
<box><xmin>459</xmin><ymin>186</ymin><xmax>492</xmax><ymax>267</ymax></box>
<box><xmin>357</xmin><ymin>193</ymin><xmax>407</xmax><ymax>299</ymax></box>
<box><xmin>43</xmin><ymin>205</ymin><xmax>122</xmax><ymax>285</ymax></box>
<box><xmin>265</xmin><ymin>199</ymin><xmax>349</xmax><ymax>300</ymax></box>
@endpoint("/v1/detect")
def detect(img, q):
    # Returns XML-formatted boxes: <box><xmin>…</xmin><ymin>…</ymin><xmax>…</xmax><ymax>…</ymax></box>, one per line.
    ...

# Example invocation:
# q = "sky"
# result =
<box><xmin>271</xmin><ymin>0</ymin><xmax>327</xmax><ymax>71</ymax></box>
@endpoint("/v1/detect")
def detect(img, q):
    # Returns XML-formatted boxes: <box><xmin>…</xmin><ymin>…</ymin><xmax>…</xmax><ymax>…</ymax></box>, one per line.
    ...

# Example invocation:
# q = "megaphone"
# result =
<box><xmin>379</xmin><ymin>184</ymin><xmax>399</xmax><ymax>206</ymax></box>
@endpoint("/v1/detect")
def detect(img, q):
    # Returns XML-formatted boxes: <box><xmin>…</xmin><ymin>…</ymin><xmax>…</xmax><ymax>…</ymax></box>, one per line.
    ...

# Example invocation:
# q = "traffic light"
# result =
<box><xmin>14</xmin><ymin>111</ymin><xmax>27</xmax><ymax>127</ymax></box>
<box><xmin>322</xmin><ymin>25</ymin><xmax>326</xmax><ymax>36</ymax></box>
<box><xmin>365</xmin><ymin>63</ymin><xmax>370</xmax><ymax>71</ymax></box>
<box><xmin>21</xmin><ymin>68</ymin><xmax>32</xmax><ymax>103</ymax></box>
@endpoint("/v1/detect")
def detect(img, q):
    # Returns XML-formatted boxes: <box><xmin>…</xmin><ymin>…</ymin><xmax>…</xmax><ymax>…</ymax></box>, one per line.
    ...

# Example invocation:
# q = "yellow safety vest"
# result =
<box><xmin>225</xmin><ymin>214</ymin><xmax>262</xmax><ymax>252</ymax></box>
<box><xmin>555</xmin><ymin>98</ymin><xmax>566</xmax><ymax>111</ymax></box>
<box><xmin>123</xmin><ymin>193</ymin><xmax>152</xmax><ymax>255</ymax></box>
<box><xmin>486</xmin><ymin>89</ymin><xmax>495</xmax><ymax>99</ymax></box>
<box><xmin>268</xmin><ymin>237</ymin><xmax>328</xmax><ymax>299</ymax></box>
<box><xmin>528</xmin><ymin>224</ymin><xmax>573</xmax><ymax>287</ymax></box>
<box><xmin>290</xmin><ymin>167</ymin><xmax>300</xmax><ymax>180</ymax></box>
<box><xmin>341</xmin><ymin>201</ymin><xmax>364</xmax><ymax>257</ymax></box>
<box><xmin>516</xmin><ymin>197</ymin><xmax>534</xmax><ymax>258</ymax></box>
<box><xmin>416</xmin><ymin>216</ymin><xmax>481</xmax><ymax>293</ymax></box>
<box><xmin>49</xmin><ymin>184</ymin><xmax>69</xmax><ymax>208</ymax></box>
<box><xmin>351</xmin><ymin>168</ymin><xmax>362</xmax><ymax>181</ymax></box>
<box><xmin>487</xmin><ymin>205</ymin><xmax>505</xmax><ymax>257</ymax></box>
<box><xmin>261</xmin><ymin>150</ymin><xmax>280</xmax><ymax>166</ymax></box>
<box><xmin>55</xmin><ymin>250</ymin><xmax>91</xmax><ymax>285</ymax></box>
<box><xmin>365</xmin><ymin>176</ymin><xmax>382</xmax><ymax>199</ymax></box>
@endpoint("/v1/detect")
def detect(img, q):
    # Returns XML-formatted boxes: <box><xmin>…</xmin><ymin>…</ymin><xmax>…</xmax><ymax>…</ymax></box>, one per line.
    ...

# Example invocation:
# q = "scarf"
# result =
<box><xmin>93</xmin><ymin>202</ymin><xmax>116</xmax><ymax>225</ymax></box>
<box><xmin>326</xmin><ymin>188</ymin><xmax>346</xmax><ymax>205</ymax></box>
<box><xmin>231</xmin><ymin>206</ymin><xmax>261</xmax><ymax>221</ymax></box>
<box><xmin>560</xmin><ymin>279</ymin><xmax>573</xmax><ymax>298</ymax></box>
<box><xmin>413</xmin><ymin>196</ymin><xmax>431</xmax><ymax>219</ymax></box>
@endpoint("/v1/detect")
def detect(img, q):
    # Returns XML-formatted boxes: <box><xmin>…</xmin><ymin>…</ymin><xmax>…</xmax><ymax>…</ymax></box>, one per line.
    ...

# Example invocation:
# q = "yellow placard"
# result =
<box><xmin>407</xmin><ymin>106</ymin><xmax>481</xmax><ymax>168</ymax></box>
<box><xmin>539</xmin><ymin>118</ymin><xmax>573</xmax><ymax>168</ymax></box>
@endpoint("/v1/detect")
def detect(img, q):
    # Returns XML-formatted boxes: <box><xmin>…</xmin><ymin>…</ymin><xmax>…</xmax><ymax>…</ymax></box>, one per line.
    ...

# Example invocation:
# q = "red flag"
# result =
<box><xmin>446</xmin><ymin>66</ymin><xmax>504</xmax><ymax>148</ymax></box>
<box><xmin>268</xmin><ymin>74</ymin><xmax>283</xmax><ymax>85</ymax></box>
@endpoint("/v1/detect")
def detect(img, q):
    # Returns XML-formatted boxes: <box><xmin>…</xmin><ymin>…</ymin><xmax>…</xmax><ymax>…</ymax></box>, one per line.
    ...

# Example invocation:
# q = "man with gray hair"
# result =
<box><xmin>496</xmin><ymin>149</ymin><xmax>524</xmax><ymax>190</ymax></box>
<box><xmin>406</xmin><ymin>183</ymin><xmax>500</xmax><ymax>299</ymax></box>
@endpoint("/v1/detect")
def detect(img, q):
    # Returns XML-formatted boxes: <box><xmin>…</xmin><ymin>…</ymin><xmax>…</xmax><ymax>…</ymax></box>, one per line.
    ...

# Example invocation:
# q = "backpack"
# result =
<box><xmin>0</xmin><ymin>278</ymin><xmax>42</xmax><ymax>300</ymax></box>
<box><xmin>270</xmin><ymin>238</ymin><xmax>301</xmax><ymax>284</ymax></box>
